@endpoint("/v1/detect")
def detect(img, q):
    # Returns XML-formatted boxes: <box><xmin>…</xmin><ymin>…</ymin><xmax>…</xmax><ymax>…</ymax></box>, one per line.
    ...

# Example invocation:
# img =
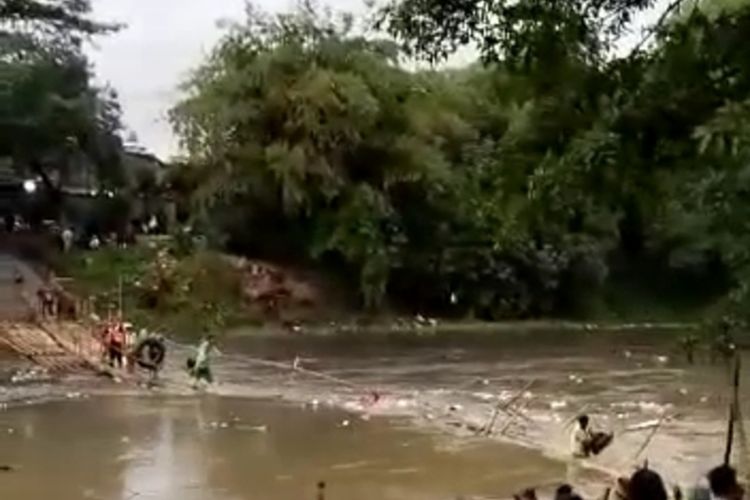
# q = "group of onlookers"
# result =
<box><xmin>615</xmin><ymin>462</ymin><xmax>743</xmax><ymax>500</ymax></box>
<box><xmin>515</xmin><ymin>463</ymin><xmax>743</xmax><ymax>500</ymax></box>
<box><xmin>56</xmin><ymin>214</ymin><xmax>164</xmax><ymax>253</ymax></box>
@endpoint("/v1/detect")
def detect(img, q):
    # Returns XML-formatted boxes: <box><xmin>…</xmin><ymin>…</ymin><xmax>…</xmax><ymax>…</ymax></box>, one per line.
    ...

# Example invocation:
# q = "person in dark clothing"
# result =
<box><xmin>37</xmin><ymin>287</ymin><xmax>55</xmax><ymax>318</ymax></box>
<box><xmin>555</xmin><ymin>485</ymin><xmax>573</xmax><ymax>500</ymax></box>
<box><xmin>513</xmin><ymin>488</ymin><xmax>537</xmax><ymax>500</ymax></box>
<box><xmin>106</xmin><ymin>323</ymin><xmax>126</xmax><ymax>368</ymax></box>
<box><xmin>708</xmin><ymin>464</ymin><xmax>744</xmax><ymax>500</ymax></box>
<box><xmin>628</xmin><ymin>468</ymin><xmax>668</xmax><ymax>500</ymax></box>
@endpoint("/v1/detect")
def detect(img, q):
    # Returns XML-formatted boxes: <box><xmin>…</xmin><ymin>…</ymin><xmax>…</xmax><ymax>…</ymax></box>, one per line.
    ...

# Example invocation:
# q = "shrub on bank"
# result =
<box><xmin>56</xmin><ymin>242</ymin><xmax>258</xmax><ymax>338</ymax></box>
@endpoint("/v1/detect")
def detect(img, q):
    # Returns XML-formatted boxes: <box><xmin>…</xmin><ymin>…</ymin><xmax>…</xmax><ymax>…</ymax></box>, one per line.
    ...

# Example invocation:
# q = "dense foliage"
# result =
<box><xmin>165</xmin><ymin>0</ymin><xmax>750</xmax><ymax>319</ymax></box>
<box><xmin>0</xmin><ymin>0</ymin><xmax>125</xmax><ymax>216</ymax></box>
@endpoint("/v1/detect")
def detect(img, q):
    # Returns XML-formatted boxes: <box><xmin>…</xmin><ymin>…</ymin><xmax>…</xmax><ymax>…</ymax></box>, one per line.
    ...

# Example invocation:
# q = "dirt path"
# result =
<box><xmin>0</xmin><ymin>252</ymin><xmax>40</xmax><ymax>321</ymax></box>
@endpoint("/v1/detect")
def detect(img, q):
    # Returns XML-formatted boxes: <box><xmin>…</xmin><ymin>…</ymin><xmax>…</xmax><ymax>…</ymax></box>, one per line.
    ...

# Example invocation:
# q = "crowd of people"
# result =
<box><xmin>98</xmin><ymin>318</ymin><xmax>166</xmax><ymax>383</ymax></box>
<box><xmin>516</xmin><ymin>462</ymin><xmax>745</xmax><ymax>500</ymax></box>
<box><xmin>97</xmin><ymin>316</ymin><xmax>219</xmax><ymax>389</ymax></box>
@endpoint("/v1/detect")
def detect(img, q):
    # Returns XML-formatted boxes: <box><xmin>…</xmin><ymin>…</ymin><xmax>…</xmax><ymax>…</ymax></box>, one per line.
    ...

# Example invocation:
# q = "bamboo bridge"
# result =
<box><xmin>0</xmin><ymin>251</ymin><xmax>103</xmax><ymax>375</ymax></box>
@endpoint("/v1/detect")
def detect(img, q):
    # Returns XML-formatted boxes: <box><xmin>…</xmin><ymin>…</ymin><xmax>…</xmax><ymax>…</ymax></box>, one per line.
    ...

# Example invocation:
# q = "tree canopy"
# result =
<box><xmin>0</xmin><ymin>0</ymin><xmax>125</xmax><ymax>220</ymax></box>
<box><xmin>170</xmin><ymin>0</ymin><xmax>750</xmax><ymax>319</ymax></box>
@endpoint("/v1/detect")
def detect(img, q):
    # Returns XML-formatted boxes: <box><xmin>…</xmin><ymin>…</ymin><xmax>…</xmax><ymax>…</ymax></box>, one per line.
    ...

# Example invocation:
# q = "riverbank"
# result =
<box><xmin>53</xmin><ymin>242</ymin><xmax>721</xmax><ymax>341</ymax></box>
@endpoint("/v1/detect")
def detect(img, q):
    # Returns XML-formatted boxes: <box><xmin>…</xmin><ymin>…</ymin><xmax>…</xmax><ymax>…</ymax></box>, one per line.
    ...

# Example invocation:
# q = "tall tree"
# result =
<box><xmin>1</xmin><ymin>0</ymin><xmax>116</xmax><ymax>58</ymax></box>
<box><xmin>0</xmin><ymin>0</ymin><xmax>124</xmax><ymax>219</ymax></box>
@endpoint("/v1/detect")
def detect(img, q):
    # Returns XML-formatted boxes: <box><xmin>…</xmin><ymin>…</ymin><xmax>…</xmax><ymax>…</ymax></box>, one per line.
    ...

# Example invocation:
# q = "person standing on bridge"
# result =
<box><xmin>37</xmin><ymin>286</ymin><xmax>55</xmax><ymax>318</ymax></box>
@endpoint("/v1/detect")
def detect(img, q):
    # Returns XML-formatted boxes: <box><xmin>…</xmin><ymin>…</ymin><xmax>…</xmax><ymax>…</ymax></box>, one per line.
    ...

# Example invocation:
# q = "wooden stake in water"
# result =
<box><xmin>724</xmin><ymin>354</ymin><xmax>741</xmax><ymax>465</ymax></box>
<box><xmin>316</xmin><ymin>481</ymin><xmax>326</xmax><ymax>500</ymax></box>
<box><xmin>484</xmin><ymin>379</ymin><xmax>536</xmax><ymax>436</ymax></box>
<box><xmin>118</xmin><ymin>275</ymin><xmax>123</xmax><ymax>318</ymax></box>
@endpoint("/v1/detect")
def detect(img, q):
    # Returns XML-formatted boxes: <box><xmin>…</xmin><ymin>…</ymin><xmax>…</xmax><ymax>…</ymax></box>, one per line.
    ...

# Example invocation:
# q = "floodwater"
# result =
<box><xmin>0</xmin><ymin>329</ymin><xmax>746</xmax><ymax>499</ymax></box>
<box><xmin>0</xmin><ymin>397</ymin><xmax>561</xmax><ymax>500</ymax></box>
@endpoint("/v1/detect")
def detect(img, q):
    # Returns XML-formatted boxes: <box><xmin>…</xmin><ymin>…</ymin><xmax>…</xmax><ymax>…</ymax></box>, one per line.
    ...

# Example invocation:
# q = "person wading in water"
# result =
<box><xmin>188</xmin><ymin>334</ymin><xmax>219</xmax><ymax>389</ymax></box>
<box><xmin>570</xmin><ymin>414</ymin><xmax>614</xmax><ymax>458</ymax></box>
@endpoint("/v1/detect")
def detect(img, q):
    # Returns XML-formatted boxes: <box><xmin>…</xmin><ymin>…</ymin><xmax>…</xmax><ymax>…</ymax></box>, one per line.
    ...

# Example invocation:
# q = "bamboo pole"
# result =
<box><xmin>118</xmin><ymin>275</ymin><xmax>123</xmax><ymax>318</ymax></box>
<box><xmin>633</xmin><ymin>413</ymin><xmax>668</xmax><ymax>460</ymax></box>
<box><xmin>724</xmin><ymin>354</ymin><xmax>741</xmax><ymax>465</ymax></box>
<box><xmin>483</xmin><ymin>379</ymin><xmax>536</xmax><ymax>436</ymax></box>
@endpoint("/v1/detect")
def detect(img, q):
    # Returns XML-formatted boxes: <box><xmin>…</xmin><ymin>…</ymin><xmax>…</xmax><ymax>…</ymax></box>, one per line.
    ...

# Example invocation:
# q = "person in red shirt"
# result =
<box><xmin>107</xmin><ymin>322</ymin><xmax>126</xmax><ymax>368</ymax></box>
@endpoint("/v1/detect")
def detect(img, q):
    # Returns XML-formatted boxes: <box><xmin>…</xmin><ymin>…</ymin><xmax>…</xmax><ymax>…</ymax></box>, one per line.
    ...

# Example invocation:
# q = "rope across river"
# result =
<box><xmin>165</xmin><ymin>339</ymin><xmax>371</xmax><ymax>393</ymax></box>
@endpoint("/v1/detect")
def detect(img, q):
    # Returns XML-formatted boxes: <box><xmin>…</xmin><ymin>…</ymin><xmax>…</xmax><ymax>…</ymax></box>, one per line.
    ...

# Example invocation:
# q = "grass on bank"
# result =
<box><xmin>52</xmin><ymin>239</ymin><xmax>728</xmax><ymax>342</ymax></box>
<box><xmin>55</xmin><ymin>242</ymin><xmax>260</xmax><ymax>339</ymax></box>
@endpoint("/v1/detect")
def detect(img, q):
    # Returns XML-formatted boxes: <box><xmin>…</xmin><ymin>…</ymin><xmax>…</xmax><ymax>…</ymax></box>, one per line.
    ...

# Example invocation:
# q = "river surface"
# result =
<box><xmin>0</xmin><ymin>329</ymin><xmax>745</xmax><ymax>499</ymax></box>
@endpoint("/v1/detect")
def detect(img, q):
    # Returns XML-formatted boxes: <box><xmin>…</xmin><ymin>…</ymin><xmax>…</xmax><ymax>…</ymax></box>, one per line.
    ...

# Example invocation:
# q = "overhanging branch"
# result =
<box><xmin>630</xmin><ymin>0</ymin><xmax>686</xmax><ymax>55</ymax></box>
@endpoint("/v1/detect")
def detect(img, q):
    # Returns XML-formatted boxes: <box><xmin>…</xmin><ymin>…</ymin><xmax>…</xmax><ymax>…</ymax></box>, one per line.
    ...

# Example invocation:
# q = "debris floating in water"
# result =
<box><xmin>550</xmin><ymin>400</ymin><xmax>568</xmax><ymax>410</ymax></box>
<box><xmin>625</xmin><ymin>419</ymin><xmax>661</xmax><ymax>432</ymax></box>
<box><xmin>567</xmin><ymin>374</ymin><xmax>584</xmax><ymax>384</ymax></box>
<box><xmin>473</xmin><ymin>392</ymin><xmax>494</xmax><ymax>402</ymax></box>
<box><xmin>656</xmin><ymin>355</ymin><xmax>669</xmax><ymax>364</ymax></box>
<box><xmin>340</xmin><ymin>419</ymin><xmax>351</xmax><ymax>428</ymax></box>
<box><xmin>638</xmin><ymin>401</ymin><xmax>668</xmax><ymax>413</ymax></box>
<box><xmin>395</xmin><ymin>399</ymin><xmax>412</xmax><ymax>409</ymax></box>
<box><xmin>388</xmin><ymin>467</ymin><xmax>420</xmax><ymax>475</ymax></box>
<box><xmin>343</xmin><ymin>401</ymin><xmax>363</xmax><ymax>412</ymax></box>
<box><xmin>235</xmin><ymin>424</ymin><xmax>268</xmax><ymax>433</ymax></box>
<box><xmin>331</xmin><ymin>460</ymin><xmax>368</xmax><ymax>470</ymax></box>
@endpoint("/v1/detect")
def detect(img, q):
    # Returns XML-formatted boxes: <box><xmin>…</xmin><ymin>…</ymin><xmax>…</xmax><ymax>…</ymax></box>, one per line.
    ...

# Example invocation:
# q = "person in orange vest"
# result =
<box><xmin>106</xmin><ymin>321</ymin><xmax>126</xmax><ymax>368</ymax></box>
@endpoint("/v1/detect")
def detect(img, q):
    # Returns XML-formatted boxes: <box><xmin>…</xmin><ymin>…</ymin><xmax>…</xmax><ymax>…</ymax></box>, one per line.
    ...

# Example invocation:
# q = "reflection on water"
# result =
<box><xmin>0</xmin><ymin>397</ymin><xmax>563</xmax><ymax>500</ymax></box>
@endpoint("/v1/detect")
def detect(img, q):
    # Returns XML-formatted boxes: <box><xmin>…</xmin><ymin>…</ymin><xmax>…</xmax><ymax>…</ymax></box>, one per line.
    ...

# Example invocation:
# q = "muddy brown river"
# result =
<box><xmin>0</xmin><ymin>329</ymin><xmax>745</xmax><ymax>499</ymax></box>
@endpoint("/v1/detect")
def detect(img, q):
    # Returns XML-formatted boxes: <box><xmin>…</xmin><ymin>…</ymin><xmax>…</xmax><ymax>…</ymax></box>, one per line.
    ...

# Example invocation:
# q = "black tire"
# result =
<box><xmin>134</xmin><ymin>338</ymin><xmax>166</xmax><ymax>369</ymax></box>
<box><xmin>589</xmin><ymin>432</ymin><xmax>614</xmax><ymax>455</ymax></box>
